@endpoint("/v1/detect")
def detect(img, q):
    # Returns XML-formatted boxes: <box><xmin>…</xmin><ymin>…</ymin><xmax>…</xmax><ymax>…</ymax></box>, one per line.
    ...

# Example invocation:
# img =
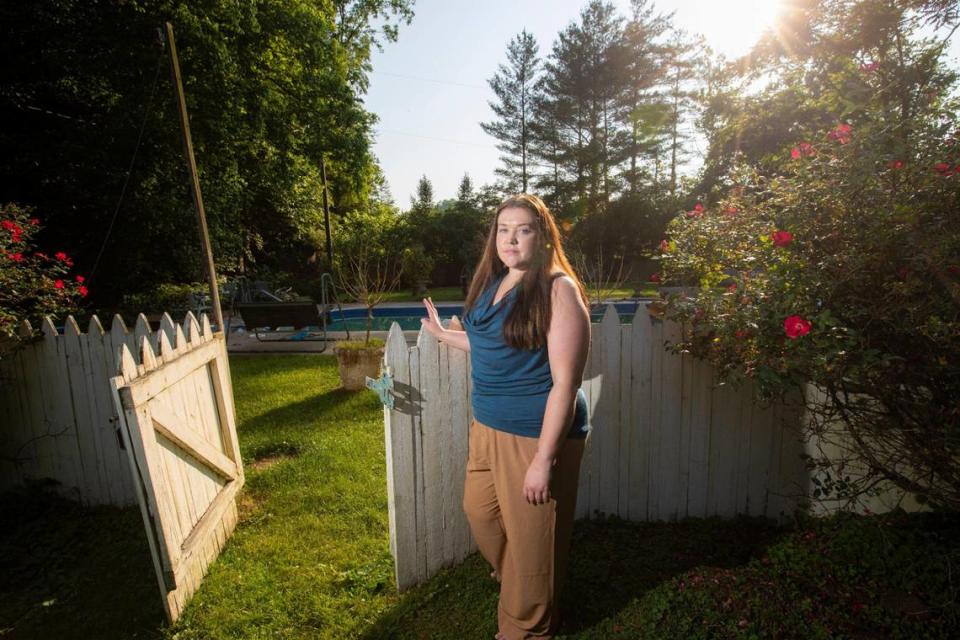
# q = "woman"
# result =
<box><xmin>421</xmin><ymin>193</ymin><xmax>591</xmax><ymax>639</ymax></box>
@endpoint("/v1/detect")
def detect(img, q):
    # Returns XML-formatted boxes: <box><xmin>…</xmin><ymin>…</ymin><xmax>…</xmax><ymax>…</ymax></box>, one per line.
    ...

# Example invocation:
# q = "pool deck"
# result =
<box><xmin>225</xmin><ymin>303</ymin><xmax>433</xmax><ymax>354</ymax></box>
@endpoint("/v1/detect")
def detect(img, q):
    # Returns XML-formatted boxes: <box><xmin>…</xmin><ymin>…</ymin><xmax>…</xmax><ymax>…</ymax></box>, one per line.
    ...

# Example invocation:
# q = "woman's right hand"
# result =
<box><xmin>421</xmin><ymin>297</ymin><xmax>445</xmax><ymax>339</ymax></box>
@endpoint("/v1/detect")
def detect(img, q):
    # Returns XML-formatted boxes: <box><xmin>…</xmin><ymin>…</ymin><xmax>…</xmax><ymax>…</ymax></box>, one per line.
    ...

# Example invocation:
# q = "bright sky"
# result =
<box><xmin>364</xmin><ymin>0</ymin><xmax>960</xmax><ymax>206</ymax></box>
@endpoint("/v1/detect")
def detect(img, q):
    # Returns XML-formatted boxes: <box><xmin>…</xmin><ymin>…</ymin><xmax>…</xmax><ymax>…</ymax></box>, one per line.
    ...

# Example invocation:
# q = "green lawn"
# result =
<box><xmin>2</xmin><ymin>354</ymin><xmax>958</xmax><ymax>639</ymax></box>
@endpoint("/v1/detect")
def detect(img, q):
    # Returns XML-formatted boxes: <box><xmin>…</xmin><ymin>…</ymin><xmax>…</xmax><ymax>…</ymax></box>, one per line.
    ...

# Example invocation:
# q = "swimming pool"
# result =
<box><xmin>322</xmin><ymin>301</ymin><xmax>645</xmax><ymax>332</ymax></box>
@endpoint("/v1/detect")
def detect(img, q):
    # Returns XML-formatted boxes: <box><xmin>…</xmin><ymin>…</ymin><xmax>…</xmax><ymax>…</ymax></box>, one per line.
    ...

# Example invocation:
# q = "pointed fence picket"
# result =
<box><xmin>383</xmin><ymin>304</ymin><xmax>813</xmax><ymax>592</ymax></box>
<box><xmin>0</xmin><ymin>311</ymin><xmax>227</xmax><ymax>509</ymax></box>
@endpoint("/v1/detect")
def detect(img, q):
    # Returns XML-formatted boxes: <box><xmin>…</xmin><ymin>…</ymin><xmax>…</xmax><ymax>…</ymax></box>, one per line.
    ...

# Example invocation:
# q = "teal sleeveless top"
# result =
<box><xmin>463</xmin><ymin>273</ymin><xmax>589</xmax><ymax>439</ymax></box>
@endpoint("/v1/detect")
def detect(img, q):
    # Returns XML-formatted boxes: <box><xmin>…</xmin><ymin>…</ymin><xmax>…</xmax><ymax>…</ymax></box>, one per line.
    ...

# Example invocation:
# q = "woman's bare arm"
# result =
<box><xmin>523</xmin><ymin>276</ymin><xmax>590</xmax><ymax>505</ymax></box>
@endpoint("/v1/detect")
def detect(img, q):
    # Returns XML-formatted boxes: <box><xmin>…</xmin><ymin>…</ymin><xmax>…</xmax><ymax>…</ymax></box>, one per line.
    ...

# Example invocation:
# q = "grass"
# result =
<box><xmin>2</xmin><ymin>354</ymin><xmax>958</xmax><ymax>639</ymax></box>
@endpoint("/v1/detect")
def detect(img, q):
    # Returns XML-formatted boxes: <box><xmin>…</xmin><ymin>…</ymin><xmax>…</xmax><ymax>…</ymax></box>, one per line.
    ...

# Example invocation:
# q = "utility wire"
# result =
<box><xmin>371</xmin><ymin>70</ymin><xmax>488</xmax><ymax>91</ymax></box>
<box><xmin>88</xmin><ymin>44</ymin><xmax>165</xmax><ymax>283</ymax></box>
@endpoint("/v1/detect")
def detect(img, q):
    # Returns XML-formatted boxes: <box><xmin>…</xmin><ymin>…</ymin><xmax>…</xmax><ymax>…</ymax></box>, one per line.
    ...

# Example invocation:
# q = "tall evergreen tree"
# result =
<box><xmin>661</xmin><ymin>29</ymin><xmax>704</xmax><ymax>197</ymax></box>
<box><xmin>410</xmin><ymin>174</ymin><xmax>435</xmax><ymax>212</ymax></box>
<box><xmin>481</xmin><ymin>30</ymin><xmax>540</xmax><ymax>192</ymax></box>
<box><xmin>534</xmin><ymin>1</ymin><xmax>626</xmax><ymax>213</ymax></box>
<box><xmin>619</xmin><ymin>0</ymin><xmax>672</xmax><ymax>194</ymax></box>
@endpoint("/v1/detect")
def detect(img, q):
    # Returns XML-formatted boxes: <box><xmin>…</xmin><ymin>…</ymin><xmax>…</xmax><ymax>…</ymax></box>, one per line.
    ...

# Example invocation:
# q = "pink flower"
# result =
<box><xmin>29</xmin><ymin>218</ymin><xmax>40</xmax><ymax>226</ymax></box>
<box><xmin>54</xmin><ymin>279</ymin><xmax>65</xmax><ymax>289</ymax></box>
<box><xmin>78</xmin><ymin>285</ymin><xmax>89</xmax><ymax>297</ymax></box>
<box><xmin>659</xmin><ymin>239</ymin><xmax>670</xmax><ymax>253</ymax></box>
<box><xmin>649</xmin><ymin>272</ymin><xmax>661</xmax><ymax>283</ymax></box>
<box><xmin>685</xmin><ymin>203</ymin><xmax>705</xmax><ymax>219</ymax></box>
<box><xmin>784</xmin><ymin>315</ymin><xmax>811</xmax><ymax>339</ymax></box>
<box><xmin>772</xmin><ymin>230</ymin><xmax>793</xmax><ymax>247</ymax></box>
<box><xmin>828</xmin><ymin>123</ymin><xmax>852</xmax><ymax>144</ymax></box>
<box><xmin>76</xmin><ymin>275</ymin><xmax>85</xmax><ymax>283</ymax></box>
<box><xmin>934</xmin><ymin>162</ymin><xmax>952</xmax><ymax>176</ymax></box>
<box><xmin>859</xmin><ymin>61</ymin><xmax>879</xmax><ymax>72</ymax></box>
<box><xmin>791</xmin><ymin>147</ymin><xmax>801</xmax><ymax>159</ymax></box>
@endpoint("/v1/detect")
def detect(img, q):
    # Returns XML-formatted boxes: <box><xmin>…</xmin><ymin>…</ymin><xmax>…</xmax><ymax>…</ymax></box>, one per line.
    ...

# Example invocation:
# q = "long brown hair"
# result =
<box><xmin>465</xmin><ymin>194</ymin><xmax>589</xmax><ymax>350</ymax></box>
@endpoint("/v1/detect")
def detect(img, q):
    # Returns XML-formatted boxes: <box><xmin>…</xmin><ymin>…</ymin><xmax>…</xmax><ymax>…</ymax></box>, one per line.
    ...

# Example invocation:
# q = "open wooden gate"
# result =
<box><xmin>110</xmin><ymin>313</ymin><xmax>244</xmax><ymax>623</ymax></box>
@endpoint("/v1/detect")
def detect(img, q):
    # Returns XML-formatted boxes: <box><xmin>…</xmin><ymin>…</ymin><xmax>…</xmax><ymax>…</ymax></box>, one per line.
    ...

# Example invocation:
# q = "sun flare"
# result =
<box><xmin>688</xmin><ymin>0</ymin><xmax>785</xmax><ymax>57</ymax></box>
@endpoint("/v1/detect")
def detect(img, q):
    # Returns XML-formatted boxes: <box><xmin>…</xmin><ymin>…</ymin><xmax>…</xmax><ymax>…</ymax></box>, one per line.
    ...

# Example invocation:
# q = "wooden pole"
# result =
<box><xmin>320</xmin><ymin>153</ymin><xmax>333</xmax><ymax>267</ymax></box>
<box><xmin>164</xmin><ymin>22</ymin><xmax>224</xmax><ymax>333</ymax></box>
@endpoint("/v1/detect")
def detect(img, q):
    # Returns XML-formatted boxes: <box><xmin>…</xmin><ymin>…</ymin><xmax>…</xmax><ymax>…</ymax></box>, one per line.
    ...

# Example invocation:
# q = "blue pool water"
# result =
<box><xmin>322</xmin><ymin>301</ymin><xmax>644</xmax><ymax>332</ymax></box>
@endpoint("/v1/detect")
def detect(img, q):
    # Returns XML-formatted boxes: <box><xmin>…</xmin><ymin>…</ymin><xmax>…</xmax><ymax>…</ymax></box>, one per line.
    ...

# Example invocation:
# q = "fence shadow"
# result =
<box><xmin>360</xmin><ymin>516</ymin><xmax>784</xmax><ymax>640</ymax></box>
<box><xmin>0</xmin><ymin>487</ymin><xmax>164</xmax><ymax>639</ymax></box>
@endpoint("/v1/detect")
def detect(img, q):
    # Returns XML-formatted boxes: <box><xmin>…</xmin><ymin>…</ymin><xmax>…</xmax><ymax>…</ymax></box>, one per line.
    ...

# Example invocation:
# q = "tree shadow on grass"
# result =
<box><xmin>0</xmin><ymin>486</ymin><xmax>164</xmax><ymax>640</ymax></box>
<box><xmin>361</xmin><ymin>516</ymin><xmax>784</xmax><ymax>640</ymax></box>
<box><xmin>237</xmin><ymin>386</ymin><xmax>370</xmax><ymax>443</ymax></box>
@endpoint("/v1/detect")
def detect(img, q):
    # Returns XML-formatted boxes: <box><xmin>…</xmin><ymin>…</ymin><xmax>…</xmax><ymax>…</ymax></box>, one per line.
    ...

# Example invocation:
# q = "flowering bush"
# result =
<box><xmin>1</xmin><ymin>203</ymin><xmax>85</xmax><ymax>349</ymax></box>
<box><xmin>660</xmin><ymin>118</ymin><xmax>960</xmax><ymax>509</ymax></box>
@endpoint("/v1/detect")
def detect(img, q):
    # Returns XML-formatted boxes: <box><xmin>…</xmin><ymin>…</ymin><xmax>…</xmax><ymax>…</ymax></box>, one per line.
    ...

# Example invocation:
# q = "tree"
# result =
<box><xmin>618</xmin><ymin>0</ymin><xmax>672</xmax><ymax>195</ymax></box>
<box><xmin>0</xmin><ymin>0</ymin><xmax>414</xmax><ymax>305</ymax></box>
<box><xmin>481</xmin><ymin>30</ymin><xmax>541</xmax><ymax>193</ymax></box>
<box><xmin>661</xmin><ymin>29</ymin><xmax>704</xmax><ymax>197</ymax></box>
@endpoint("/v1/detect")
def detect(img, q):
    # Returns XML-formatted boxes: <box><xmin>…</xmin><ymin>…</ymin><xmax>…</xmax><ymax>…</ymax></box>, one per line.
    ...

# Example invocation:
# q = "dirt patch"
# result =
<box><xmin>249</xmin><ymin>452</ymin><xmax>296</xmax><ymax>471</ymax></box>
<box><xmin>247</xmin><ymin>441</ymin><xmax>302</xmax><ymax>471</ymax></box>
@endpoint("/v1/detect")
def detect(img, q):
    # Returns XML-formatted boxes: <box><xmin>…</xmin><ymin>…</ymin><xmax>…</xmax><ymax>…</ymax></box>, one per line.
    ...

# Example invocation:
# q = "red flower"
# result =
<box><xmin>649</xmin><ymin>272</ymin><xmax>661</xmax><ymax>283</ymax></box>
<box><xmin>659</xmin><ymin>239</ymin><xmax>670</xmax><ymax>253</ymax></box>
<box><xmin>784</xmin><ymin>315</ymin><xmax>811</xmax><ymax>339</ymax></box>
<box><xmin>726</xmin><ymin>283</ymin><xmax>737</xmax><ymax>292</ymax></box>
<box><xmin>887</xmin><ymin>159</ymin><xmax>904</xmax><ymax>169</ymax></box>
<box><xmin>8</xmin><ymin>252</ymin><xmax>24</xmax><ymax>262</ymax></box>
<box><xmin>1</xmin><ymin>220</ymin><xmax>15</xmax><ymax>231</ymax></box>
<box><xmin>772</xmin><ymin>230</ymin><xmax>793</xmax><ymax>247</ymax></box>
<box><xmin>828</xmin><ymin>123</ymin><xmax>853</xmax><ymax>144</ymax></box>
<box><xmin>76</xmin><ymin>275</ymin><xmax>85</xmax><ymax>283</ymax></box>
<box><xmin>724</xmin><ymin>206</ymin><xmax>739</xmax><ymax>216</ymax></box>
<box><xmin>694</xmin><ymin>203</ymin><xmax>704</xmax><ymax>212</ymax></box>
<box><xmin>791</xmin><ymin>142</ymin><xmax>815</xmax><ymax>159</ymax></box>
<box><xmin>934</xmin><ymin>162</ymin><xmax>952</xmax><ymax>175</ymax></box>
<box><xmin>78</xmin><ymin>285</ymin><xmax>89</xmax><ymax>297</ymax></box>
<box><xmin>735</xmin><ymin>329</ymin><xmax>748</xmax><ymax>339</ymax></box>
<box><xmin>29</xmin><ymin>218</ymin><xmax>40</xmax><ymax>226</ymax></box>
<box><xmin>685</xmin><ymin>203</ymin><xmax>704</xmax><ymax>219</ymax></box>
<box><xmin>54</xmin><ymin>279</ymin><xmax>65</xmax><ymax>289</ymax></box>
<box><xmin>897</xmin><ymin>267</ymin><xmax>909</xmax><ymax>281</ymax></box>
<box><xmin>55</xmin><ymin>251</ymin><xmax>69</xmax><ymax>262</ymax></box>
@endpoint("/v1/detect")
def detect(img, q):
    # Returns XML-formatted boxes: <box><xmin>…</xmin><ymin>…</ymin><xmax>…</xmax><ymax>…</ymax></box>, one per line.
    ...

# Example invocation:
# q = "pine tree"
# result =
<box><xmin>662</xmin><ymin>29</ymin><xmax>704</xmax><ymax>197</ymax></box>
<box><xmin>481</xmin><ymin>30</ymin><xmax>540</xmax><ymax>192</ymax></box>
<box><xmin>619</xmin><ymin>0</ymin><xmax>672</xmax><ymax>194</ymax></box>
<box><xmin>411</xmin><ymin>174</ymin><xmax>434</xmax><ymax>211</ymax></box>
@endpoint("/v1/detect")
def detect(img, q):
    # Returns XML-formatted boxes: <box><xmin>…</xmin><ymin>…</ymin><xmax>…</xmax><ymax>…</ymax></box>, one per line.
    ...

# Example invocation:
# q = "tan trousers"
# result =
<box><xmin>463</xmin><ymin>419</ymin><xmax>585</xmax><ymax>640</ymax></box>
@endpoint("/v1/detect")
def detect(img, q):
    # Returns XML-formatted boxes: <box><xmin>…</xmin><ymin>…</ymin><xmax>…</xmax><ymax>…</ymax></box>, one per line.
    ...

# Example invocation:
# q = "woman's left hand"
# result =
<box><xmin>523</xmin><ymin>454</ymin><xmax>554</xmax><ymax>505</ymax></box>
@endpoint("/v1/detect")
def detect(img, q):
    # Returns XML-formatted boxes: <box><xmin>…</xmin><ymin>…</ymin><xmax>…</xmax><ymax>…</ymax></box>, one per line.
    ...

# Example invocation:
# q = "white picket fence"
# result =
<box><xmin>382</xmin><ymin>305</ymin><xmax>812</xmax><ymax>591</ymax></box>
<box><xmin>0</xmin><ymin>312</ymin><xmax>211</xmax><ymax>506</ymax></box>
